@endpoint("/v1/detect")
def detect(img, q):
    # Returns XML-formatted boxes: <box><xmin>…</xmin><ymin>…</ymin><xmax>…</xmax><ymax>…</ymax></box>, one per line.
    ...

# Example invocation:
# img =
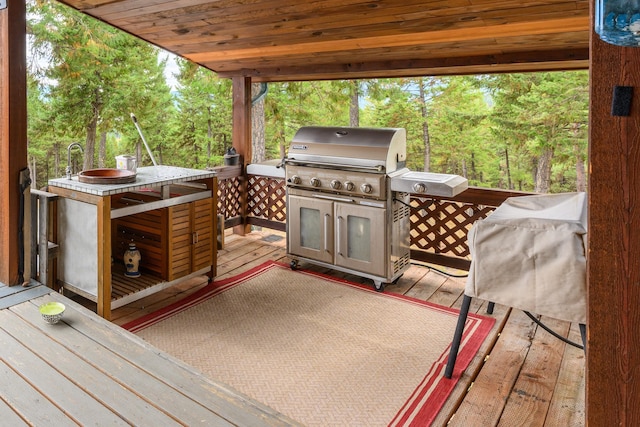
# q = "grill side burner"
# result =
<box><xmin>390</xmin><ymin>171</ymin><xmax>468</xmax><ymax>198</ymax></box>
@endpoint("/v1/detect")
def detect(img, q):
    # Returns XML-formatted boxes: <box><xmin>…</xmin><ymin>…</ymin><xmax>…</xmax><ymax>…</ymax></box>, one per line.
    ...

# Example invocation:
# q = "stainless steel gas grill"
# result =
<box><xmin>285</xmin><ymin>126</ymin><xmax>469</xmax><ymax>291</ymax></box>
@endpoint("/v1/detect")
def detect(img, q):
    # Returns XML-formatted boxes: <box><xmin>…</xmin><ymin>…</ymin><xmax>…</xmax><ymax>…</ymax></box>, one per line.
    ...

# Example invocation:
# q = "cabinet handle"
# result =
<box><xmin>337</xmin><ymin>215</ymin><xmax>343</xmax><ymax>256</ymax></box>
<box><xmin>324</xmin><ymin>213</ymin><xmax>330</xmax><ymax>253</ymax></box>
<box><xmin>192</xmin><ymin>231</ymin><xmax>199</xmax><ymax>244</ymax></box>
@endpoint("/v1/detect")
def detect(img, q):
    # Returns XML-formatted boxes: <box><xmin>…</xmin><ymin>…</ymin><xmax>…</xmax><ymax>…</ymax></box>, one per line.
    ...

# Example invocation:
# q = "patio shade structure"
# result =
<box><xmin>47</xmin><ymin>0</ymin><xmax>590</xmax><ymax>81</ymax></box>
<box><xmin>1</xmin><ymin>0</ymin><xmax>639</xmax><ymax>425</ymax></box>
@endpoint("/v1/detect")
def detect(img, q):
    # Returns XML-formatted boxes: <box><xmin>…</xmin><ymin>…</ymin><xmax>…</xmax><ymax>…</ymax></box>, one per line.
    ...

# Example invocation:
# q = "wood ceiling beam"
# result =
<box><xmin>187</xmin><ymin>16</ymin><xmax>589</xmax><ymax>63</ymax></box>
<box><xmin>215</xmin><ymin>48</ymin><xmax>590</xmax><ymax>81</ymax></box>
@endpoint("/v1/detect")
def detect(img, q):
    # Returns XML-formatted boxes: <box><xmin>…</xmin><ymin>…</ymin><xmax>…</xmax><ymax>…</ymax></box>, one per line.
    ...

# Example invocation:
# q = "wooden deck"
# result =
<box><xmin>107</xmin><ymin>228</ymin><xmax>586</xmax><ymax>427</ymax></box>
<box><xmin>0</xmin><ymin>280</ymin><xmax>298</xmax><ymax>425</ymax></box>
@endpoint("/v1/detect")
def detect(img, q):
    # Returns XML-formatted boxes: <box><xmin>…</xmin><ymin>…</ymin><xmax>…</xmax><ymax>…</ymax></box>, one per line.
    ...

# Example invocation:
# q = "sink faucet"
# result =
<box><xmin>66</xmin><ymin>142</ymin><xmax>84</xmax><ymax>179</ymax></box>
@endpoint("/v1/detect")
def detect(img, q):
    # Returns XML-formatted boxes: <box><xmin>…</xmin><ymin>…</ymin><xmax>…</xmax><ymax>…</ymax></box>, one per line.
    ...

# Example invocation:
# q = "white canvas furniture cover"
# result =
<box><xmin>465</xmin><ymin>192</ymin><xmax>587</xmax><ymax>323</ymax></box>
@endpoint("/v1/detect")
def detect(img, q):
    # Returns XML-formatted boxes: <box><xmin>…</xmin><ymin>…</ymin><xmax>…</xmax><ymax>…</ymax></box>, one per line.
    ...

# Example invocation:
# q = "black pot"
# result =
<box><xmin>223</xmin><ymin>147</ymin><xmax>240</xmax><ymax>165</ymax></box>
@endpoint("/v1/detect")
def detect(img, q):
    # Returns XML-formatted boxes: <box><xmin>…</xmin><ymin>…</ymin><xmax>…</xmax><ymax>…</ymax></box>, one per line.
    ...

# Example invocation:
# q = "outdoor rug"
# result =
<box><xmin>123</xmin><ymin>261</ymin><xmax>495</xmax><ymax>426</ymax></box>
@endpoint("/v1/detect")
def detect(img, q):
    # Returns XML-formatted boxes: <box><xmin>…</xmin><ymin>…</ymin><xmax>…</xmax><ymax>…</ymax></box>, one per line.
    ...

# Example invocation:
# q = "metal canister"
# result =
<box><xmin>116</xmin><ymin>155</ymin><xmax>137</xmax><ymax>172</ymax></box>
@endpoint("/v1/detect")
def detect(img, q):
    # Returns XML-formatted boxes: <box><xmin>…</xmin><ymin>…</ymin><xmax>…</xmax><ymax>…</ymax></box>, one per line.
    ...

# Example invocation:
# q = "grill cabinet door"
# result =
<box><xmin>288</xmin><ymin>195</ymin><xmax>334</xmax><ymax>264</ymax></box>
<box><xmin>334</xmin><ymin>203</ymin><xmax>386</xmax><ymax>277</ymax></box>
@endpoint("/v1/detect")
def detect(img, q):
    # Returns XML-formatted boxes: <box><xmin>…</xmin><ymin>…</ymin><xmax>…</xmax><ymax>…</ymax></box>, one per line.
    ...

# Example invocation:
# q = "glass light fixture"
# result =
<box><xmin>595</xmin><ymin>0</ymin><xmax>640</xmax><ymax>46</ymax></box>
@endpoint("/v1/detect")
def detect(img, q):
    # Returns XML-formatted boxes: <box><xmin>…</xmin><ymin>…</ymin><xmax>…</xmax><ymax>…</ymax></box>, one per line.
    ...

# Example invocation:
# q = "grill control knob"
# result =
<box><xmin>288</xmin><ymin>175</ymin><xmax>301</xmax><ymax>185</ymax></box>
<box><xmin>310</xmin><ymin>177</ymin><xmax>321</xmax><ymax>187</ymax></box>
<box><xmin>344</xmin><ymin>181</ymin><xmax>355</xmax><ymax>191</ymax></box>
<box><xmin>360</xmin><ymin>183</ymin><xmax>373</xmax><ymax>194</ymax></box>
<box><xmin>330</xmin><ymin>180</ymin><xmax>342</xmax><ymax>190</ymax></box>
<box><xmin>413</xmin><ymin>183</ymin><xmax>427</xmax><ymax>193</ymax></box>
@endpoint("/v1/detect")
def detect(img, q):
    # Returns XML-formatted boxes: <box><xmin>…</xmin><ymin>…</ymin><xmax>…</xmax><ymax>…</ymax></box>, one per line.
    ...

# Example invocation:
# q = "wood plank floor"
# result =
<box><xmin>0</xmin><ymin>279</ymin><xmax>298</xmax><ymax>425</ymax></box>
<box><xmin>109</xmin><ymin>228</ymin><xmax>586</xmax><ymax>427</ymax></box>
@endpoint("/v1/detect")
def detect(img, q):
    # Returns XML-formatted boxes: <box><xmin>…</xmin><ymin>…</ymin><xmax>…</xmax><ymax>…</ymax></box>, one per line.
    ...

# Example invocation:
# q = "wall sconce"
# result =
<box><xmin>595</xmin><ymin>0</ymin><xmax>640</xmax><ymax>46</ymax></box>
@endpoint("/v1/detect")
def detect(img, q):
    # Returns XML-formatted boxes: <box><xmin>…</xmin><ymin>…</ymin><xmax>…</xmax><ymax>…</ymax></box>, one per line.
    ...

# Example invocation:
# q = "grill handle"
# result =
<box><xmin>286</xmin><ymin>159</ymin><xmax>384</xmax><ymax>173</ymax></box>
<box><xmin>312</xmin><ymin>194</ymin><xmax>354</xmax><ymax>203</ymax></box>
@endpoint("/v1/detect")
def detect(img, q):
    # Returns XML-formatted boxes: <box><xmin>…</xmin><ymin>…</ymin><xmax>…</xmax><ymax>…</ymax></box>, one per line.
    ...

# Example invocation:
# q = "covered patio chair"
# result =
<box><xmin>444</xmin><ymin>192</ymin><xmax>587</xmax><ymax>379</ymax></box>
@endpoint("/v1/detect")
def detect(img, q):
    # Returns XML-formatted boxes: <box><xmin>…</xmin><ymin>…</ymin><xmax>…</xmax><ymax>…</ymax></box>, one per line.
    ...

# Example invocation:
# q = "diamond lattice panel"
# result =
<box><xmin>410</xmin><ymin>196</ymin><xmax>494</xmax><ymax>258</ymax></box>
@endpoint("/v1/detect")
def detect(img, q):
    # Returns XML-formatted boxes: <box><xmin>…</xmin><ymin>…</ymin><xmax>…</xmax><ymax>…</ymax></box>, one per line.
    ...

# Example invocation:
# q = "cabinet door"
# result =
<box><xmin>335</xmin><ymin>203</ymin><xmax>386</xmax><ymax>277</ymax></box>
<box><xmin>167</xmin><ymin>199</ymin><xmax>215</xmax><ymax>281</ymax></box>
<box><xmin>167</xmin><ymin>203</ymin><xmax>192</xmax><ymax>280</ymax></box>
<box><xmin>191</xmin><ymin>198</ymin><xmax>214</xmax><ymax>273</ymax></box>
<box><xmin>288</xmin><ymin>195</ymin><xmax>334</xmax><ymax>264</ymax></box>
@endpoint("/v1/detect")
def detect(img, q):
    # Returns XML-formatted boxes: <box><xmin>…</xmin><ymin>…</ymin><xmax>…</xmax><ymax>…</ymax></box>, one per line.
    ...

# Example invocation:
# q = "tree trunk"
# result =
<box><xmin>349</xmin><ymin>81</ymin><xmax>359</xmax><ymax>127</ymax></box>
<box><xmin>572</xmin><ymin>123</ymin><xmax>586</xmax><ymax>192</ymax></box>
<box><xmin>136</xmin><ymin>142</ymin><xmax>142</xmax><ymax>165</ymax></box>
<box><xmin>277</xmin><ymin>114</ymin><xmax>287</xmax><ymax>162</ymax></box>
<box><xmin>575</xmin><ymin>142</ymin><xmax>587</xmax><ymax>192</ymax></box>
<box><xmin>470</xmin><ymin>152</ymin><xmax>477</xmax><ymax>181</ymax></box>
<box><xmin>534</xmin><ymin>146</ymin><xmax>554</xmax><ymax>193</ymax></box>
<box><xmin>207</xmin><ymin>110</ymin><xmax>212</xmax><ymax>168</ymax></box>
<box><xmin>419</xmin><ymin>79</ymin><xmax>431</xmax><ymax>172</ymax></box>
<box><xmin>505</xmin><ymin>148</ymin><xmax>513</xmax><ymax>190</ymax></box>
<box><xmin>30</xmin><ymin>156</ymin><xmax>36</xmax><ymax>190</ymax></box>
<box><xmin>252</xmin><ymin>83</ymin><xmax>266</xmax><ymax>163</ymax></box>
<box><xmin>54</xmin><ymin>142</ymin><xmax>60</xmax><ymax>179</ymax></box>
<box><xmin>84</xmin><ymin>93</ymin><xmax>102</xmax><ymax>171</ymax></box>
<box><xmin>84</xmin><ymin>118</ymin><xmax>97</xmax><ymax>171</ymax></box>
<box><xmin>98</xmin><ymin>131</ymin><xmax>107</xmax><ymax>168</ymax></box>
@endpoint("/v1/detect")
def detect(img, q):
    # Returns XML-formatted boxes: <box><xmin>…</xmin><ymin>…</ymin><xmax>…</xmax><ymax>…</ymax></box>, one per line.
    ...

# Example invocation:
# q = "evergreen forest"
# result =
<box><xmin>27</xmin><ymin>0</ymin><xmax>589</xmax><ymax>194</ymax></box>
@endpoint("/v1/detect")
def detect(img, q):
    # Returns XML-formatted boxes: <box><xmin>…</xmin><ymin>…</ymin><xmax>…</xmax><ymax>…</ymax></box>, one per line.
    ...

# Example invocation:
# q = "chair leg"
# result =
<box><xmin>487</xmin><ymin>301</ymin><xmax>495</xmax><ymax>314</ymax></box>
<box><xmin>579</xmin><ymin>323</ymin><xmax>587</xmax><ymax>352</ymax></box>
<box><xmin>445</xmin><ymin>294</ymin><xmax>472</xmax><ymax>379</ymax></box>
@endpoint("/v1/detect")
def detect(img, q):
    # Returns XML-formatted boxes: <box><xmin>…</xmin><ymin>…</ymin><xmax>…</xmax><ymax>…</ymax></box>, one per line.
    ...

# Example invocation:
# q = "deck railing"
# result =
<box><xmin>30</xmin><ymin>166</ymin><xmax>530</xmax><ymax>286</ymax></box>
<box><xmin>215</xmin><ymin>165</ymin><xmax>532</xmax><ymax>271</ymax></box>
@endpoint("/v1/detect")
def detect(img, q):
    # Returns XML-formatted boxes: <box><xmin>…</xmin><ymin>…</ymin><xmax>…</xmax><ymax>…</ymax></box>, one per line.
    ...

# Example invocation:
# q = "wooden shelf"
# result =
<box><xmin>110</xmin><ymin>262</ymin><xmax>210</xmax><ymax>310</ymax></box>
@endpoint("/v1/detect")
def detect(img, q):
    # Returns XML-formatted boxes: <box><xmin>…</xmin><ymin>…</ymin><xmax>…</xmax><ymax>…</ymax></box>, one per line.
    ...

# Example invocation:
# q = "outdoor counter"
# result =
<box><xmin>49</xmin><ymin>165</ymin><xmax>217</xmax><ymax>196</ymax></box>
<box><xmin>48</xmin><ymin>166</ymin><xmax>218</xmax><ymax>320</ymax></box>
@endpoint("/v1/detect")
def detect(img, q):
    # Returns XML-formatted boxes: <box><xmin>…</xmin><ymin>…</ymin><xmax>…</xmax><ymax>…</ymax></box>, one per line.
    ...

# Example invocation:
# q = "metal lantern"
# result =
<box><xmin>595</xmin><ymin>0</ymin><xmax>640</xmax><ymax>46</ymax></box>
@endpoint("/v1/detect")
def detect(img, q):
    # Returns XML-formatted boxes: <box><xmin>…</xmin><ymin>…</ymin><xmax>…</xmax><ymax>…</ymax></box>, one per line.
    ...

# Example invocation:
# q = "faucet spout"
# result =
<box><xmin>67</xmin><ymin>142</ymin><xmax>84</xmax><ymax>179</ymax></box>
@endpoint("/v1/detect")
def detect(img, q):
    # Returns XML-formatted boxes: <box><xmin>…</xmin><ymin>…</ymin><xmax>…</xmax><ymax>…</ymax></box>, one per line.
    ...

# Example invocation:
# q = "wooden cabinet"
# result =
<box><xmin>167</xmin><ymin>198</ymin><xmax>214</xmax><ymax>281</ymax></box>
<box><xmin>49</xmin><ymin>166</ymin><xmax>217</xmax><ymax>320</ymax></box>
<box><xmin>112</xmin><ymin>197</ymin><xmax>215</xmax><ymax>282</ymax></box>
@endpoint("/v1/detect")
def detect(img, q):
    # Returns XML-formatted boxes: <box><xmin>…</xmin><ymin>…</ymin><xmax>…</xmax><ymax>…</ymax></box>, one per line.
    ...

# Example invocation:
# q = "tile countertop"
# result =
<box><xmin>48</xmin><ymin>165</ymin><xmax>217</xmax><ymax>197</ymax></box>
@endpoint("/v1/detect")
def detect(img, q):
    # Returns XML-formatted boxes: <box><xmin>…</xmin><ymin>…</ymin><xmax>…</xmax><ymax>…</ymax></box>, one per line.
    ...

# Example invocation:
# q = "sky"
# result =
<box><xmin>160</xmin><ymin>50</ymin><xmax>179</xmax><ymax>90</ymax></box>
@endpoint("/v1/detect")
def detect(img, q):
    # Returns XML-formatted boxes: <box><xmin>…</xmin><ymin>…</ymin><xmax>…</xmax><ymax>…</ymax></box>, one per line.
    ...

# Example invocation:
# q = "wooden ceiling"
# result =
<box><xmin>55</xmin><ymin>0</ymin><xmax>591</xmax><ymax>82</ymax></box>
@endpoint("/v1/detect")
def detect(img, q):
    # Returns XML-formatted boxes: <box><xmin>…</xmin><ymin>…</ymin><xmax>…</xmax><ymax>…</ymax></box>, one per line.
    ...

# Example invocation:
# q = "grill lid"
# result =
<box><xmin>286</xmin><ymin>126</ymin><xmax>406</xmax><ymax>173</ymax></box>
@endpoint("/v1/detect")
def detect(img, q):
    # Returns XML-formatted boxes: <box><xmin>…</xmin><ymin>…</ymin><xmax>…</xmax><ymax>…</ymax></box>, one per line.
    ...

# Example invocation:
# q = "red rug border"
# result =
<box><xmin>122</xmin><ymin>260</ymin><xmax>496</xmax><ymax>426</ymax></box>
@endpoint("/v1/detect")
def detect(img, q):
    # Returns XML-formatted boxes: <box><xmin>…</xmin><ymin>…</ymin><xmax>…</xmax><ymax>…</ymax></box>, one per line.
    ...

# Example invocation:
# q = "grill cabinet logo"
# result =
<box><xmin>291</xmin><ymin>144</ymin><xmax>308</xmax><ymax>150</ymax></box>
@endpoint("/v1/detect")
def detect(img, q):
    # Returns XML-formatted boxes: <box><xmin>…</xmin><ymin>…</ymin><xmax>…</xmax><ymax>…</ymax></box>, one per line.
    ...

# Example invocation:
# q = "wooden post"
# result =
<box><xmin>0</xmin><ymin>0</ymin><xmax>29</xmax><ymax>286</ymax></box>
<box><xmin>96</xmin><ymin>196</ymin><xmax>112</xmax><ymax>320</ymax></box>
<box><xmin>232</xmin><ymin>76</ymin><xmax>252</xmax><ymax>236</ymax></box>
<box><xmin>588</xmin><ymin>18</ymin><xmax>640</xmax><ymax>424</ymax></box>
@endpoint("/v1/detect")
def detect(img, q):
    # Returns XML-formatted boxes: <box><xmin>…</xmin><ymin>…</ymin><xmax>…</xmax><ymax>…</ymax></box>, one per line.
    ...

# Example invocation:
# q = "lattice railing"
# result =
<box><xmin>217</xmin><ymin>165</ymin><xmax>530</xmax><ymax>270</ymax></box>
<box><xmin>247</xmin><ymin>175</ymin><xmax>287</xmax><ymax>229</ymax></box>
<box><xmin>410</xmin><ymin>196</ymin><xmax>494</xmax><ymax>258</ymax></box>
<box><xmin>217</xmin><ymin>175</ymin><xmax>242</xmax><ymax>221</ymax></box>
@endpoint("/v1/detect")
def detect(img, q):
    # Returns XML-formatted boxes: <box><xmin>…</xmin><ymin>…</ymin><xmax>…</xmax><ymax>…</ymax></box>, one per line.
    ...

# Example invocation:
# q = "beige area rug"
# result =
<box><xmin>124</xmin><ymin>261</ymin><xmax>494</xmax><ymax>426</ymax></box>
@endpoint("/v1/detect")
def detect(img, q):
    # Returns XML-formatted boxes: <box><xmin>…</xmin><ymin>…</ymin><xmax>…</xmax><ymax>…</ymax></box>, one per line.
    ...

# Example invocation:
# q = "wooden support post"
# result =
<box><xmin>0</xmin><ymin>0</ymin><xmax>29</xmax><ymax>286</ymax></box>
<box><xmin>588</xmin><ymin>25</ymin><xmax>640</xmax><ymax>424</ymax></box>
<box><xmin>232</xmin><ymin>76</ymin><xmax>252</xmax><ymax>236</ymax></box>
<box><xmin>96</xmin><ymin>196</ymin><xmax>112</xmax><ymax>320</ymax></box>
